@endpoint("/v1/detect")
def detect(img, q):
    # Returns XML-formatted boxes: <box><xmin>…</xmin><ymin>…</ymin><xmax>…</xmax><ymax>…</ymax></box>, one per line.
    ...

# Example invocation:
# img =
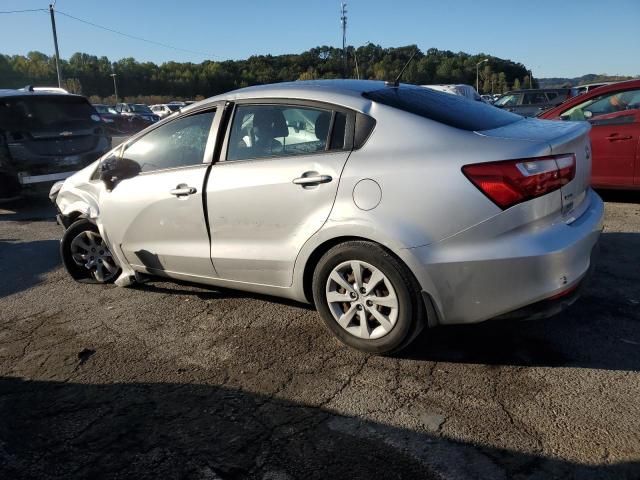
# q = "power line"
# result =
<box><xmin>53</xmin><ymin>9</ymin><xmax>217</xmax><ymax>59</ymax></box>
<box><xmin>0</xmin><ymin>8</ymin><xmax>47</xmax><ymax>14</ymax></box>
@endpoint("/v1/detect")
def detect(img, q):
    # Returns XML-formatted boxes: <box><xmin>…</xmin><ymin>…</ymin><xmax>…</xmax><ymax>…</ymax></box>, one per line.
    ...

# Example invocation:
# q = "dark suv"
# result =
<box><xmin>493</xmin><ymin>89</ymin><xmax>571</xmax><ymax>117</ymax></box>
<box><xmin>0</xmin><ymin>89</ymin><xmax>111</xmax><ymax>200</ymax></box>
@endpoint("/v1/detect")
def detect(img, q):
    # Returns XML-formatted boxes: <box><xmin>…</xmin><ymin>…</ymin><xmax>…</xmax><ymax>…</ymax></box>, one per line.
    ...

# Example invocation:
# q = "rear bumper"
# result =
<box><xmin>0</xmin><ymin>139</ymin><xmax>109</xmax><ymax>199</ymax></box>
<box><xmin>410</xmin><ymin>188</ymin><xmax>604</xmax><ymax>325</ymax></box>
<box><xmin>492</xmin><ymin>244</ymin><xmax>597</xmax><ymax>321</ymax></box>
<box><xmin>18</xmin><ymin>171</ymin><xmax>76</xmax><ymax>185</ymax></box>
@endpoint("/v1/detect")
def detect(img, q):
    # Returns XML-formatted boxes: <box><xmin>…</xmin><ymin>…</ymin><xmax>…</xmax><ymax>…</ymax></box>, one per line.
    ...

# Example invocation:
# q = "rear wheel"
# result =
<box><xmin>312</xmin><ymin>241</ymin><xmax>425</xmax><ymax>354</ymax></box>
<box><xmin>61</xmin><ymin>219</ymin><xmax>120</xmax><ymax>283</ymax></box>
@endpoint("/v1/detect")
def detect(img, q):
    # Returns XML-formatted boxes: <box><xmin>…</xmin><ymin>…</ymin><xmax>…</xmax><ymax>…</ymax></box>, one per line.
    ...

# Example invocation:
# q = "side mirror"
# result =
<box><xmin>99</xmin><ymin>157</ymin><xmax>141</xmax><ymax>191</ymax></box>
<box><xmin>583</xmin><ymin>110</ymin><xmax>593</xmax><ymax>119</ymax></box>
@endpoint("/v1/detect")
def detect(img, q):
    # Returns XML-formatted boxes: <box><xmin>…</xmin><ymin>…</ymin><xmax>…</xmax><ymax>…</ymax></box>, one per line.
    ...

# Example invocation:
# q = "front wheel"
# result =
<box><xmin>60</xmin><ymin>219</ymin><xmax>120</xmax><ymax>283</ymax></box>
<box><xmin>312</xmin><ymin>241</ymin><xmax>425</xmax><ymax>354</ymax></box>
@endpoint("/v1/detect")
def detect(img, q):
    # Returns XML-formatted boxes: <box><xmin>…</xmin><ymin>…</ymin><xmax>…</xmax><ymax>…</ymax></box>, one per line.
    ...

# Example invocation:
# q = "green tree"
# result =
<box><xmin>0</xmin><ymin>47</ymin><xmax>535</xmax><ymax>100</ymax></box>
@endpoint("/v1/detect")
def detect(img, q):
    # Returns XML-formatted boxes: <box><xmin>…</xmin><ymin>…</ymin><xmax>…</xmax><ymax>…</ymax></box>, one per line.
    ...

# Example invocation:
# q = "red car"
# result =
<box><xmin>539</xmin><ymin>80</ymin><xmax>640</xmax><ymax>189</ymax></box>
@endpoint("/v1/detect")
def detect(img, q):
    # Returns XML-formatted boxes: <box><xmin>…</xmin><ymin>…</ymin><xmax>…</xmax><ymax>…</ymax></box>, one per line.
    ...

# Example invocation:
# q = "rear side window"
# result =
<box><xmin>227</xmin><ymin>104</ymin><xmax>348</xmax><ymax>161</ymax></box>
<box><xmin>0</xmin><ymin>95</ymin><xmax>99</xmax><ymax>131</ymax></box>
<box><xmin>330</xmin><ymin>112</ymin><xmax>347</xmax><ymax>149</ymax></box>
<box><xmin>522</xmin><ymin>92</ymin><xmax>548</xmax><ymax>105</ymax></box>
<box><xmin>364</xmin><ymin>86</ymin><xmax>521</xmax><ymax>131</ymax></box>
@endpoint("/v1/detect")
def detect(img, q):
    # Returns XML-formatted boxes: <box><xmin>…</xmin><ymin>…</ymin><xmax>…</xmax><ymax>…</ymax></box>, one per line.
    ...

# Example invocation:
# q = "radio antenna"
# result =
<box><xmin>386</xmin><ymin>48</ymin><xmax>418</xmax><ymax>87</ymax></box>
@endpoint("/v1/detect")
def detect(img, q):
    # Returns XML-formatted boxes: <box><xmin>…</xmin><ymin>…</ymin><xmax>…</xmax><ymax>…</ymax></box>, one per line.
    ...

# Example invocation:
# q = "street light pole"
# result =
<box><xmin>110</xmin><ymin>73</ymin><xmax>118</xmax><ymax>104</ymax></box>
<box><xmin>49</xmin><ymin>3</ymin><xmax>62</xmax><ymax>88</ymax></box>
<box><xmin>476</xmin><ymin>58</ymin><xmax>488</xmax><ymax>92</ymax></box>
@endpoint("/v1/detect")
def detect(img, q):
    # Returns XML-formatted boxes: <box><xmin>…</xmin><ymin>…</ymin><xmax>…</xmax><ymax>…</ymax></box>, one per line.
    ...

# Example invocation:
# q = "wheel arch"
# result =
<box><xmin>60</xmin><ymin>210</ymin><xmax>91</xmax><ymax>229</ymax></box>
<box><xmin>301</xmin><ymin>235</ymin><xmax>367</xmax><ymax>304</ymax></box>
<box><xmin>296</xmin><ymin>228</ymin><xmax>443</xmax><ymax>327</ymax></box>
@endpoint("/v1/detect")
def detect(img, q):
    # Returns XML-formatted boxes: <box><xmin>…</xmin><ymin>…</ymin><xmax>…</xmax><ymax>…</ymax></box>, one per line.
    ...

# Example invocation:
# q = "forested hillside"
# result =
<box><xmin>537</xmin><ymin>74</ymin><xmax>637</xmax><ymax>88</ymax></box>
<box><xmin>1</xmin><ymin>44</ymin><xmax>534</xmax><ymax>100</ymax></box>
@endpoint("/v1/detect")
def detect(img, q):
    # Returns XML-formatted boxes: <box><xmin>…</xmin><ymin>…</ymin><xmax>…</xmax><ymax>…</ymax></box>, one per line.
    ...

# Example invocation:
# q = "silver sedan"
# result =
<box><xmin>51</xmin><ymin>80</ymin><xmax>604</xmax><ymax>354</ymax></box>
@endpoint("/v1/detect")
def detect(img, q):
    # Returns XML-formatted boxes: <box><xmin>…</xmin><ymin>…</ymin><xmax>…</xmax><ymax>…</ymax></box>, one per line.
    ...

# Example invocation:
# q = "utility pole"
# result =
<box><xmin>476</xmin><ymin>58</ymin><xmax>488</xmax><ymax>92</ymax></box>
<box><xmin>110</xmin><ymin>72</ymin><xmax>119</xmax><ymax>104</ymax></box>
<box><xmin>340</xmin><ymin>3</ymin><xmax>347</xmax><ymax>78</ymax></box>
<box><xmin>49</xmin><ymin>3</ymin><xmax>63</xmax><ymax>88</ymax></box>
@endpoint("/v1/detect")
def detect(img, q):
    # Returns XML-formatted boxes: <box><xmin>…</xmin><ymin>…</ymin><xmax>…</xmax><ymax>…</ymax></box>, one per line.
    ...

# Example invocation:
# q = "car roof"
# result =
<box><xmin>563</xmin><ymin>79</ymin><xmax>640</xmax><ymax>99</ymax></box>
<box><xmin>0</xmin><ymin>89</ymin><xmax>84</xmax><ymax>99</ymax></box>
<box><xmin>505</xmin><ymin>88</ymin><xmax>569</xmax><ymax>94</ymax></box>
<box><xmin>196</xmin><ymin>79</ymin><xmax>394</xmax><ymax>112</ymax></box>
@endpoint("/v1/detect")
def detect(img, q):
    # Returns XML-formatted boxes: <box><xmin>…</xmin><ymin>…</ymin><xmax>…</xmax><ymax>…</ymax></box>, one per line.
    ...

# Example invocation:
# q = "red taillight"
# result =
<box><xmin>462</xmin><ymin>154</ymin><xmax>576</xmax><ymax>209</ymax></box>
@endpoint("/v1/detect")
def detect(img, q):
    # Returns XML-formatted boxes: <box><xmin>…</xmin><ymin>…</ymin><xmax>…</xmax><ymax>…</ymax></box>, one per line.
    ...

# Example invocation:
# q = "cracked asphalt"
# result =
<box><xmin>0</xmin><ymin>192</ymin><xmax>639</xmax><ymax>479</ymax></box>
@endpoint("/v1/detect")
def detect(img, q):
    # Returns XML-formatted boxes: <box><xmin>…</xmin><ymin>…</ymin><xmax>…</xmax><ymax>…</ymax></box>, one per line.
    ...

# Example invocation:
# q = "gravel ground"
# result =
<box><xmin>0</xmin><ymin>191</ymin><xmax>639</xmax><ymax>479</ymax></box>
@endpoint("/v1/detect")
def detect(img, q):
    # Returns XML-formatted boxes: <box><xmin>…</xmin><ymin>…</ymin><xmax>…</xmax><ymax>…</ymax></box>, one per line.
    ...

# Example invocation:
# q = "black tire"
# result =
<box><xmin>60</xmin><ymin>219</ymin><xmax>120</xmax><ymax>284</ymax></box>
<box><xmin>312</xmin><ymin>240</ymin><xmax>425</xmax><ymax>355</ymax></box>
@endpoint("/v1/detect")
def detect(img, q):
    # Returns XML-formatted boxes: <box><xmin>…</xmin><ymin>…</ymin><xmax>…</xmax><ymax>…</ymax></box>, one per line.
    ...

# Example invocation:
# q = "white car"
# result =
<box><xmin>422</xmin><ymin>84</ymin><xmax>483</xmax><ymax>102</ymax></box>
<box><xmin>150</xmin><ymin>104</ymin><xmax>182</xmax><ymax>118</ymax></box>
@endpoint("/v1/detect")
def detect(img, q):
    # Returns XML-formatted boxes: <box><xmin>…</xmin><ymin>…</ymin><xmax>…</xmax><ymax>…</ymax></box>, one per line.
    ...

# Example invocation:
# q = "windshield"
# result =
<box><xmin>363</xmin><ymin>86</ymin><xmax>521</xmax><ymax>131</ymax></box>
<box><xmin>560</xmin><ymin>89</ymin><xmax>640</xmax><ymax>121</ymax></box>
<box><xmin>0</xmin><ymin>95</ymin><xmax>98</xmax><ymax>130</ymax></box>
<box><xmin>131</xmin><ymin>104</ymin><xmax>152</xmax><ymax>114</ymax></box>
<box><xmin>167</xmin><ymin>104</ymin><xmax>181</xmax><ymax>112</ymax></box>
<box><xmin>494</xmin><ymin>94</ymin><xmax>519</xmax><ymax>107</ymax></box>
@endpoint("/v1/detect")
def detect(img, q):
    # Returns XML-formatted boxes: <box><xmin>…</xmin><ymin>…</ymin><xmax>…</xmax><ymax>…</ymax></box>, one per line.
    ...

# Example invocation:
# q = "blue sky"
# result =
<box><xmin>1</xmin><ymin>0</ymin><xmax>638</xmax><ymax>78</ymax></box>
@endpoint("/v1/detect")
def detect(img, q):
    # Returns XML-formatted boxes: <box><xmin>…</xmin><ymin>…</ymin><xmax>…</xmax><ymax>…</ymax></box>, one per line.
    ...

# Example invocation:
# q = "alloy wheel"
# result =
<box><xmin>325</xmin><ymin>260</ymin><xmax>399</xmax><ymax>340</ymax></box>
<box><xmin>70</xmin><ymin>230</ymin><xmax>119</xmax><ymax>283</ymax></box>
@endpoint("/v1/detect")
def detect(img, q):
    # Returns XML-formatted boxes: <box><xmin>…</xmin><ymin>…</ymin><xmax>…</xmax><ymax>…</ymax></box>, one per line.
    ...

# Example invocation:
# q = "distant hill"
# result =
<box><xmin>537</xmin><ymin>74</ymin><xmax>638</xmax><ymax>88</ymax></box>
<box><xmin>1</xmin><ymin>45</ymin><xmax>534</xmax><ymax>98</ymax></box>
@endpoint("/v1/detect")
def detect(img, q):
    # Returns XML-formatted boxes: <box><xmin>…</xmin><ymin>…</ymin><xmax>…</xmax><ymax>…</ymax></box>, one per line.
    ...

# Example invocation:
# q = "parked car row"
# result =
<box><xmin>492</xmin><ymin>88</ymin><xmax>571</xmax><ymax>116</ymax></box>
<box><xmin>93</xmin><ymin>104</ymin><xmax>154</xmax><ymax>134</ymax></box>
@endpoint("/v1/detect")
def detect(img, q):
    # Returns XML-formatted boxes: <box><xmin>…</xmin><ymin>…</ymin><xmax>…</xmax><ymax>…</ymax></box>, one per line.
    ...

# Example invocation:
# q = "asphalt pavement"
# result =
<box><xmin>0</xmin><ymin>192</ymin><xmax>639</xmax><ymax>479</ymax></box>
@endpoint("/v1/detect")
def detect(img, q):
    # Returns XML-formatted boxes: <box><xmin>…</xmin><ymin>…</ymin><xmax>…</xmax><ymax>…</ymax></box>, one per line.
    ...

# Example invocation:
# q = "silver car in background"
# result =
<box><xmin>51</xmin><ymin>80</ymin><xmax>604</xmax><ymax>354</ymax></box>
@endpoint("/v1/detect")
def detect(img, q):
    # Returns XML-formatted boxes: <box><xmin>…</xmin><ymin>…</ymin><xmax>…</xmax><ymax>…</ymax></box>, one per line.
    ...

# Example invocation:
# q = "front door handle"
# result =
<box><xmin>292</xmin><ymin>174</ymin><xmax>333</xmax><ymax>186</ymax></box>
<box><xmin>606</xmin><ymin>134</ymin><xmax>633</xmax><ymax>142</ymax></box>
<box><xmin>170</xmin><ymin>185</ymin><xmax>197</xmax><ymax>196</ymax></box>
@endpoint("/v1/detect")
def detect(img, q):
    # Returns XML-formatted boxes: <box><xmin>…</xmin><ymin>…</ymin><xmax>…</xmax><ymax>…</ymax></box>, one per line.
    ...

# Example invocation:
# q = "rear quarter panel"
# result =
<box><xmin>325</xmin><ymin>104</ymin><xmax>552</xmax><ymax>249</ymax></box>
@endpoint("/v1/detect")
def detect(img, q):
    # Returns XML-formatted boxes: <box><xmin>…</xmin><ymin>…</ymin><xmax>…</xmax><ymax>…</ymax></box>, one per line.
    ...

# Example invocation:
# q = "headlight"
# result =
<box><xmin>49</xmin><ymin>180</ymin><xmax>64</xmax><ymax>203</ymax></box>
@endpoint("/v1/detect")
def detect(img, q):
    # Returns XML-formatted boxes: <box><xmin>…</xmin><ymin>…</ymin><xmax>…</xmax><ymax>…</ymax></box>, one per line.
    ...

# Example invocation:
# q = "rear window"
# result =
<box><xmin>132</xmin><ymin>104</ymin><xmax>152</xmax><ymax>114</ymax></box>
<box><xmin>0</xmin><ymin>95</ymin><xmax>98</xmax><ymax>130</ymax></box>
<box><xmin>363</xmin><ymin>86</ymin><xmax>521</xmax><ymax>131</ymax></box>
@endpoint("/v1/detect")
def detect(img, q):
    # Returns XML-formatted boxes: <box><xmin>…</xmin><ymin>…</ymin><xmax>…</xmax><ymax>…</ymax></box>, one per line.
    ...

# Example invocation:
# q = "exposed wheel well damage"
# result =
<box><xmin>59</xmin><ymin>210</ymin><xmax>90</xmax><ymax>229</ymax></box>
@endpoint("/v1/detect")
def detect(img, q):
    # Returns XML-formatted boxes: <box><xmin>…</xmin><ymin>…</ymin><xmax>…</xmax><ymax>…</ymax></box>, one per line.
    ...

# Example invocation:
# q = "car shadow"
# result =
<box><xmin>0</xmin><ymin>194</ymin><xmax>56</xmax><ymax>222</ymax></box>
<box><xmin>402</xmin><ymin>232</ymin><xmax>640</xmax><ymax>372</ymax></box>
<box><xmin>132</xmin><ymin>277</ymin><xmax>315</xmax><ymax>310</ymax></box>
<box><xmin>0</xmin><ymin>239</ymin><xmax>60</xmax><ymax>298</ymax></box>
<box><xmin>0</xmin><ymin>376</ymin><xmax>637</xmax><ymax>479</ymax></box>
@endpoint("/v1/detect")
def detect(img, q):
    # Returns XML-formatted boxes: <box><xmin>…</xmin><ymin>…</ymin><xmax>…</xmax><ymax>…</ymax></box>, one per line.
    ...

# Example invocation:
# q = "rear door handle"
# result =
<box><xmin>606</xmin><ymin>134</ymin><xmax>633</xmax><ymax>141</ymax></box>
<box><xmin>292</xmin><ymin>175</ymin><xmax>333</xmax><ymax>186</ymax></box>
<box><xmin>170</xmin><ymin>185</ymin><xmax>197</xmax><ymax>196</ymax></box>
